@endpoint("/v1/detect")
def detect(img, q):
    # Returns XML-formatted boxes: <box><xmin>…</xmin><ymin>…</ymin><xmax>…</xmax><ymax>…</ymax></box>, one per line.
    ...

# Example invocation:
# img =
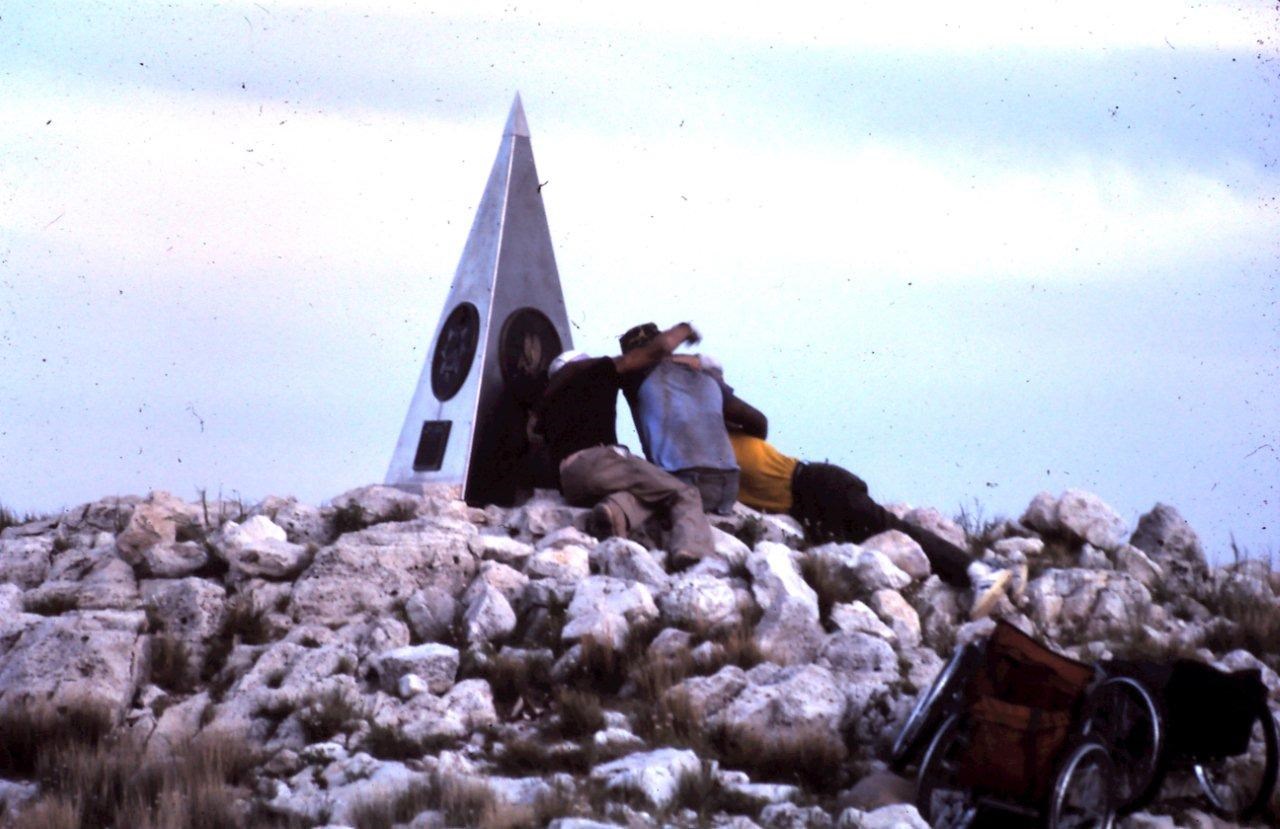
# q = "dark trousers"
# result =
<box><xmin>789</xmin><ymin>462</ymin><xmax>972</xmax><ymax>587</ymax></box>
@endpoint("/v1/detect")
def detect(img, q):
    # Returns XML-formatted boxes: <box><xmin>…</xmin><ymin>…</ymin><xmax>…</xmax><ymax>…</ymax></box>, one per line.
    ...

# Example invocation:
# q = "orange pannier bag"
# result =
<box><xmin>956</xmin><ymin>622</ymin><xmax>1095</xmax><ymax>803</ymax></box>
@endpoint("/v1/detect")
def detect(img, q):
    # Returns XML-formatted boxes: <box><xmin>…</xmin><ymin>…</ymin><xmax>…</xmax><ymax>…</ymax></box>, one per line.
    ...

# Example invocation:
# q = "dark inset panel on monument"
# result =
<box><xmin>412</xmin><ymin>420</ymin><xmax>452</xmax><ymax>471</ymax></box>
<box><xmin>431</xmin><ymin>302</ymin><xmax>480</xmax><ymax>401</ymax></box>
<box><xmin>497</xmin><ymin>307</ymin><xmax>562</xmax><ymax>405</ymax></box>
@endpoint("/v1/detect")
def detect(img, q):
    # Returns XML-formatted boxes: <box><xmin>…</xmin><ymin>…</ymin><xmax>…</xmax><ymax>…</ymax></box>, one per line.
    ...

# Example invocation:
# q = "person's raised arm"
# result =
<box><xmin>613</xmin><ymin>322</ymin><xmax>699</xmax><ymax>374</ymax></box>
<box><xmin>724</xmin><ymin>392</ymin><xmax>768</xmax><ymax>439</ymax></box>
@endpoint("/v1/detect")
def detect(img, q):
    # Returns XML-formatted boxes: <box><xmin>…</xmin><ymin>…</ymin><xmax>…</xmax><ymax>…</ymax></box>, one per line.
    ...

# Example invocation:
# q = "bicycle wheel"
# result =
<box><xmin>916</xmin><ymin>714</ymin><xmax>978</xmax><ymax>828</ymax></box>
<box><xmin>890</xmin><ymin>642</ymin><xmax>976</xmax><ymax>771</ymax></box>
<box><xmin>1047</xmin><ymin>741</ymin><xmax>1116</xmax><ymax>829</ymax></box>
<box><xmin>1078</xmin><ymin>676</ymin><xmax>1165</xmax><ymax>814</ymax></box>
<box><xmin>1193</xmin><ymin>698</ymin><xmax>1279</xmax><ymax>820</ymax></box>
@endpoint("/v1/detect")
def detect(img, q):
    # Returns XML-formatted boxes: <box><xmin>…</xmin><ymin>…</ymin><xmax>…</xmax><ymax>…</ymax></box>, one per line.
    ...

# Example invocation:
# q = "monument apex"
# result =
<box><xmin>385</xmin><ymin>94</ymin><xmax>572</xmax><ymax>505</ymax></box>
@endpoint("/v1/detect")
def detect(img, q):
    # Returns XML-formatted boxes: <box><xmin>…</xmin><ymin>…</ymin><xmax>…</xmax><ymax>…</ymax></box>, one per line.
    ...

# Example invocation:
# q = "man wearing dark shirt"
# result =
<box><xmin>533</xmin><ymin>322</ymin><xmax>713</xmax><ymax>565</ymax></box>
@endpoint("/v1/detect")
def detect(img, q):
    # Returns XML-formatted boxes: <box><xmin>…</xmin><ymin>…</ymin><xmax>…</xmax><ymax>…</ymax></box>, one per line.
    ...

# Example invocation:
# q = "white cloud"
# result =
<box><xmin>264</xmin><ymin>0</ymin><xmax>1270</xmax><ymax>52</ymax></box>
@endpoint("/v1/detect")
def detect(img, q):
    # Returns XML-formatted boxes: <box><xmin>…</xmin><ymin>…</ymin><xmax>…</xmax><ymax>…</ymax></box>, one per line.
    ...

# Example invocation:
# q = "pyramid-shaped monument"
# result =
<box><xmin>386</xmin><ymin>95</ymin><xmax>572</xmax><ymax>504</ymax></box>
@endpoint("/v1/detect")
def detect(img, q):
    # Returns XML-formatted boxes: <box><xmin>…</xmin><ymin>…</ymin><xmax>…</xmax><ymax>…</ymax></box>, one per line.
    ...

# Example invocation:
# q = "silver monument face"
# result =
<box><xmin>386</xmin><ymin>95</ymin><xmax>573</xmax><ymax>504</ymax></box>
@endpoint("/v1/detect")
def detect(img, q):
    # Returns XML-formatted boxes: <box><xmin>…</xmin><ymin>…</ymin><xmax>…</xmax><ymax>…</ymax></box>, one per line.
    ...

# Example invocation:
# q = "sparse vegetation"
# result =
<box><xmin>149</xmin><ymin>633</ymin><xmax>197</xmax><ymax>694</ymax></box>
<box><xmin>710</xmin><ymin>720</ymin><xmax>849</xmax><ymax>793</ymax></box>
<box><xmin>554</xmin><ymin>687</ymin><xmax>605</xmax><ymax>740</ymax></box>
<box><xmin>331</xmin><ymin>502</ymin><xmax>370</xmax><ymax>538</ymax></box>
<box><xmin>733</xmin><ymin>514</ymin><xmax>767</xmax><ymax>549</ymax></box>
<box><xmin>350</xmin><ymin>772</ymin><xmax>519</xmax><ymax>829</ymax></box>
<box><xmin>1</xmin><ymin>698</ymin><xmax>254</xmax><ymax>829</ymax></box>
<box><xmin>23</xmin><ymin>591</ymin><xmax>79</xmax><ymax>616</ymax></box>
<box><xmin>298</xmin><ymin>686</ymin><xmax>364</xmax><ymax>742</ymax></box>
<box><xmin>955</xmin><ymin>498</ymin><xmax>1007</xmax><ymax>554</ymax></box>
<box><xmin>801</xmin><ymin>554</ymin><xmax>862</xmax><ymax>624</ymax></box>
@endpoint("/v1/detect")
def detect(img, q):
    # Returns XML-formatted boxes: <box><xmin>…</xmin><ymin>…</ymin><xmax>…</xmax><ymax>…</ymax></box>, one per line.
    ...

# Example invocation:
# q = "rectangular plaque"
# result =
<box><xmin>412</xmin><ymin>420</ymin><xmax>452</xmax><ymax>471</ymax></box>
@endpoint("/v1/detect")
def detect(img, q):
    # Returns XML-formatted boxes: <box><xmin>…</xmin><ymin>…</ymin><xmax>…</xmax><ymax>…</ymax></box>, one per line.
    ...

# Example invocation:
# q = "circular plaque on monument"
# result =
<box><xmin>498</xmin><ymin>307</ymin><xmax>563</xmax><ymax>404</ymax></box>
<box><xmin>431</xmin><ymin>302</ymin><xmax>480</xmax><ymax>401</ymax></box>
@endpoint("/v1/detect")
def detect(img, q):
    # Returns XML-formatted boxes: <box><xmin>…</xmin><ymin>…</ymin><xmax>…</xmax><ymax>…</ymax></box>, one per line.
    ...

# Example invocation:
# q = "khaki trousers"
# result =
<box><xmin>559</xmin><ymin>446</ymin><xmax>713</xmax><ymax>558</ymax></box>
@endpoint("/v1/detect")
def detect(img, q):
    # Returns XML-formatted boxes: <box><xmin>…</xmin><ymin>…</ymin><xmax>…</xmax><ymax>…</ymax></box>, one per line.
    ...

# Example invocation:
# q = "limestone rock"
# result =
<box><xmin>561</xmin><ymin>576</ymin><xmax>658</xmax><ymax>651</ymax></box>
<box><xmin>902</xmin><ymin>507</ymin><xmax>966</xmax><ymax>550</ymax></box>
<box><xmin>404</xmin><ymin>586</ymin><xmax>459</xmax><ymax>643</ymax></box>
<box><xmin>749</xmin><ymin>542</ymin><xmax>817</xmax><ymax>616</ymax></box>
<box><xmin>464</xmin><ymin>560</ymin><xmax>529</xmax><ymax>606</ymax></box>
<box><xmin>329</xmin><ymin>485</ymin><xmax>425</xmax><ymax>528</ymax></box>
<box><xmin>714</xmin><ymin>664</ymin><xmax>847</xmax><ymax>751</ymax></box>
<box><xmin>141</xmin><ymin>577</ymin><xmax>226</xmax><ymax>659</ymax></box>
<box><xmin>755</xmin><ymin>593</ymin><xmax>826</xmax><ymax>665</ymax></box>
<box><xmin>0</xmin><ymin>535</ymin><xmax>53</xmax><ymax>588</ymax></box>
<box><xmin>859</xmin><ymin>531</ymin><xmax>931</xmax><ymax>580</ymax></box>
<box><xmin>1021</xmin><ymin>491</ymin><xmax>1061</xmax><ymax>535</ymax></box>
<box><xmin>289</xmin><ymin>518</ymin><xmax>478</xmax><ymax>626</ymax></box>
<box><xmin>1056</xmin><ymin>489</ymin><xmax>1128</xmax><ymax>551</ymax></box>
<box><xmin>115</xmin><ymin>491</ymin><xmax>201</xmax><ymax>564</ymax></box>
<box><xmin>26</xmin><ymin>545</ymin><xmax>139</xmax><ymax>611</ymax></box>
<box><xmin>463</xmin><ymin>583</ymin><xmax>517</xmax><ymax>645</ymax></box>
<box><xmin>469</xmin><ymin>534</ymin><xmax>535</xmax><ymax>566</ymax></box>
<box><xmin>591</xmin><ymin>537</ymin><xmax>669</xmax><ymax>590</ymax></box>
<box><xmin>837</xmin><ymin>803</ymin><xmax>929</xmax><ymax>829</ymax></box>
<box><xmin>830</xmin><ymin>601</ymin><xmax>897</xmax><ymax>642</ymax></box>
<box><xmin>868</xmin><ymin>590</ymin><xmax>921</xmax><ymax>648</ymax></box>
<box><xmin>0</xmin><ymin>611</ymin><xmax>147</xmax><ymax>724</ymax></box>
<box><xmin>659</xmin><ymin>572</ymin><xmax>741</xmax><ymax>635</ymax></box>
<box><xmin>1114</xmin><ymin>544</ymin><xmax>1164</xmax><ymax>588</ymax></box>
<box><xmin>589</xmin><ymin>747</ymin><xmax>701</xmax><ymax>810</ymax></box>
<box><xmin>218</xmin><ymin>516</ymin><xmax>310</xmax><ymax>580</ymax></box>
<box><xmin>372</xmin><ymin>643</ymin><xmax>459</xmax><ymax>694</ymax></box>
<box><xmin>525</xmin><ymin>544</ymin><xmax>590</xmax><ymax>582</ymax></box>
<box><xmin>1130</xmin><ymin>503</ymin><xmax>1206</xmax><ymax>567</ymax></box>
<box><xmin>255</xmin><ymin>496</ymin><xmax>330</xmax><ymax>545</ymax></box>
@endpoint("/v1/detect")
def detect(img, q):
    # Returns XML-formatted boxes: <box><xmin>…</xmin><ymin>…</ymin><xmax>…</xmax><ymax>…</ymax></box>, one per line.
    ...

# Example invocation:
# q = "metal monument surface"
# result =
<box><xmin>386</xmin><ymin>95</ymin><xmax>572</xmax><ymax>504</ymax></box>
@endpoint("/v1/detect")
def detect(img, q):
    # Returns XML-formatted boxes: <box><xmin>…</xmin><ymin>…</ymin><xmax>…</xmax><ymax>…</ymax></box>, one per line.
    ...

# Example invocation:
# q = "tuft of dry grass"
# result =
<box><xmin>4</xmin><ymin>700</ymin><xmax>255</xmax><ymax>829</ymax></box>
<box><xmin>23</xmin><ymin>591</ymin><xmax>80</xmax><ymax>616</ymax></box>
<box><xmin>148</xmin><ymin>634</ymin><xmax>197</xmax><ymax>694</ymax></box>
<box><xmin>554</xmin><ymin>687</ymin><xmax>605</xmax><ymax>741</ymax></box>
<box><xmin>349</xmin><ymin>771</ymin><xmax>526</xmax><ymax>829</ymax></box>
<box><xmin>495</xmin><ymin>733</ymin><xmax>591</xmax><ymax>775</ymax></box>
<box><xmin>0</xmin><ymin>700</ymin><xmax>114</xmax><ymax>778</ymax></box>
<box><xmin>711</xmin><ymin>721</ymin><xmax>849</xmax><ymax>793</ymax></box>
<box><xmin>298</xmin><ymin>687</ymin><xmax>364</xmax><ymax>743</ymax></box>
<box><xmin>800</xmin><ymin>554</ymin><xmax>861</xmax><ymax>625</ymax></box>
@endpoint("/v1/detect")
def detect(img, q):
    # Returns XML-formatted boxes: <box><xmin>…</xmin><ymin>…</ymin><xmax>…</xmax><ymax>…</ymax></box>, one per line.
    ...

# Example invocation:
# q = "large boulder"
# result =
<box><xmin>289</xmin><ymin>517</ymin><xmax>479</xmax><ymax>626</ymax></box>
<box><xmin>1056</xmin><ymin>490</ymin><xmax>1128</xmax><ymax>551</ymax></box>
<box><xmin>0</xmin><ymin>611</ymin><xmax>147</xmax><ymax>724</ymax></box>
<box><xmin>216</xmin><ymin>516</ymin><xmax>310</xmax><ymax>580</ymax></box>
<box><xmin>1130</xmin><ymin>503</ymin><xmax>1206</xmax><ymax>567</ymax></box>
<box><xmin>24</xmin><ymin>543</ymin><xmax>139</xmax><ymax>611</ymax></box>
<box><xmin>589</xmin><ymin>748</ymin><xmax>702</xmax><ymax>811</ymax></box>
<box><xmin>658</xmin><ymin>572</ymin><xmax>741</xmax><ymax>635</ymax></box>
<box><xmin>0</xmin><ymin>535</ymin><xmax>53</xmax><ymax>588</ymax></box>
<box><xmin>371</xmin><ymin>643</ymin><xmax>459</xmax><ymax>695</ymax></box>
<box><xmin>591</xmin><ymin>537</ymin><xmax>669</xmax><ymax>590</ymax></box>
<box><xmin>115</xmin><ymin>491</ymin><xmax>201</xmax><ymax>564</ymax></box>
<box><xmin>902</xmin><ymin>507</ymin><xmax>967</xmax><ymax>550</ymax></box>
<box><xmin>140</xmin><ymin>577</ymin><xmax>227</xmax><ymax>661</ymax></box>
<box><xmin>713</xmin><ymin>664</ymin><xmax>847</xmax><ymax>756</ymax></box>
<box><xmin>561</xmin><ymin>576</ymin><xmax>658</xmax><ymax>650</ymax></box>
<box><xmin>859</xmin><ymin>531</ymin><xmax>931</xmax><ymax>581</ymax></box>
<box><xmin>1024</xmin><ymin>569</ymin><xmax>1152</xmax><ymax>641</ymax></box>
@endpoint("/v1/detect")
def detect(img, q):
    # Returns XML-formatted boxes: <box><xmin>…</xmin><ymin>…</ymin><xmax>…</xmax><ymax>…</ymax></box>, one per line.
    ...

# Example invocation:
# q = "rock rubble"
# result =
<box><xmin>0</xmin><ymin>483</ymin><xmax>1276</xmax><ymax>828</ymax></box>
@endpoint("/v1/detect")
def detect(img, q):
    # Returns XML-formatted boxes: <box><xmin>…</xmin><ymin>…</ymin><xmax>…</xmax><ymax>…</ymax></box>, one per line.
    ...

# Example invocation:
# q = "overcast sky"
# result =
<box><xmin>2</xmin><ymin>1</ymin><xmax>1276</xmax><ymax>561</ymax></box>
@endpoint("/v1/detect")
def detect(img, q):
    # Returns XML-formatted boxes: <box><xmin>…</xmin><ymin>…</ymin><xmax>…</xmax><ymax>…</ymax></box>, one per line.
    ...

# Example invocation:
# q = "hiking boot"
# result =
<box><xmin>590</xmin><ymin>502</ymin><xmax>627</xmax><ymax>540</ymax></box>
<box><xmin>969</xmin><ymin>567</ymin><xmax>1013</xmax><ymax>620</ymax></box>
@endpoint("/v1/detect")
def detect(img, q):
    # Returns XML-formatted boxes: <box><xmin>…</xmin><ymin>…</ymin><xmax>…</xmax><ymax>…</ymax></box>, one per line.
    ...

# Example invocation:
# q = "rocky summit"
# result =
<box><xmin>0</xmin><ymin>485</ymin><xmax>1276</xmax><ymax>828</ymax></box>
